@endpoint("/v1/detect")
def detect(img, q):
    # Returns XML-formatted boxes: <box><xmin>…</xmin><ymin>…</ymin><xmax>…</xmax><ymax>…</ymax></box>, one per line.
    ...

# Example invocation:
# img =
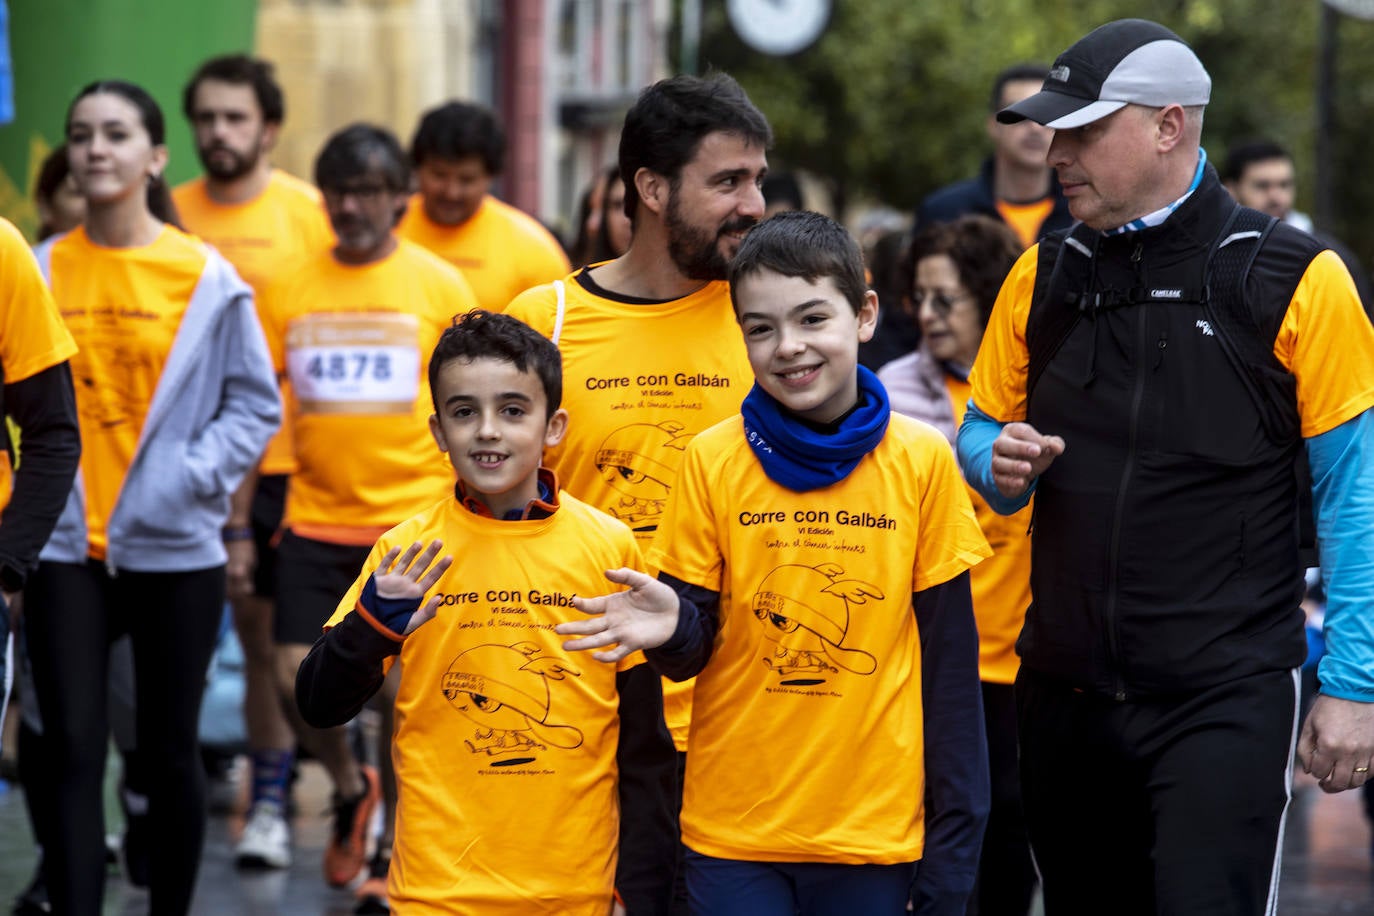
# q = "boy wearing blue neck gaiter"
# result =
<box><xmin>558</xmin><ymin>211</ymin><xmax>992</xmax><ymax>916</ymax></box>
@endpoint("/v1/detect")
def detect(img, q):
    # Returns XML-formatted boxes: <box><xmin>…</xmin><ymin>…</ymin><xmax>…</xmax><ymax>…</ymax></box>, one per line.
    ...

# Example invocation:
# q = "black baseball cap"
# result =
<box><xmin>998</xmin><ymin>19</ymin><xmax>1211</xmax><ymax>129</ymax></box>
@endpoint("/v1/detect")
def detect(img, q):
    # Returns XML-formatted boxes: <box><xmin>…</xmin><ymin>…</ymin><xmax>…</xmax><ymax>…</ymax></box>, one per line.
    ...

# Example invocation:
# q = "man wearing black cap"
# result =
<box><xmin>956</xmin><ymin>18</ymin><xmax>1374</xmax><ymax>914</ymax></box>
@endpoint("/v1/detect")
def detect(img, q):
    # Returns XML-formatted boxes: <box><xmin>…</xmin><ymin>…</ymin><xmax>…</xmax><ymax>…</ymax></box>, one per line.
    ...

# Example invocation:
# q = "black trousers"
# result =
<box><xmin>24</xmin><ymin>559</ymin><xmax>225</xmax><ymax>916</ymax></box>
<box><xmin>969</xmin><ymin>680</ymin><xmax>1036</xmax><ymax>916</ymax></box>
<box><xmin>1016</xmin><ymin>667</ymin><xmax>1299</xmax><ymax>916</ymax></box>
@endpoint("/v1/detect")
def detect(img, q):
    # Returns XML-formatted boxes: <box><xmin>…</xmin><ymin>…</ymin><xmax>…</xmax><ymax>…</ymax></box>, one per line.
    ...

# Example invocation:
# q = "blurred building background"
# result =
<box><xmin>0</xmin><ymin>0</ymin><xmax>672</xmax><ymax>243</ymax></box>
<box><xmin>3</xmin><ymin>1</ymin><xmax>1374</xmax><ymax>268</ymax></box>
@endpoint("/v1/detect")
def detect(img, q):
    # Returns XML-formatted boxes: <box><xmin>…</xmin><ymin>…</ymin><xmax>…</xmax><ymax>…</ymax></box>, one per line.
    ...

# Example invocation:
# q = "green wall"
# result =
<box><xmin>0</xmin><ymin>0</ymin><xmax>258</xmax><ymax>240</ymax></box>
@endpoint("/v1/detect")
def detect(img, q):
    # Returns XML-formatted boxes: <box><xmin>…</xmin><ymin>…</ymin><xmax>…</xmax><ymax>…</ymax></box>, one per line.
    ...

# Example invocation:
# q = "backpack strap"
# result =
<box><xmin>1202</xmin><ymin>204</ymin><xmax>1296</xmax><ymax>443</ymax></box>
<box><xmin>1026</xmin><ymin>222</ymin><xmax>1094</xmax><ymax>401</ymax></box>
<box><xmin>551</xmin><ymin>280</ymin><xmax>567</xmax><ymax>346</ymax></box>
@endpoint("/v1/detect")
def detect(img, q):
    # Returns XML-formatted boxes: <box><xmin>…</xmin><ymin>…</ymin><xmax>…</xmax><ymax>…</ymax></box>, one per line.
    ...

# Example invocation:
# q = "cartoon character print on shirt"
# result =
<box><xmin>752</xmin><ymin>563</ymin><xmax>880</xmax><ymax>686</ymax></box>
<box><xmin>594</xmin><ymin>421</ymin><xmax>695</xmax><ymax>532</ymax></box>
<box><xmin>72</xmin><ymin>343</ymin><xmax>157</xmax><ymax>430</ymax></box>
<box><xmin>442</xmin><ymin>642</ymin><xmax>584</xmax><ymax>767</ymax></box>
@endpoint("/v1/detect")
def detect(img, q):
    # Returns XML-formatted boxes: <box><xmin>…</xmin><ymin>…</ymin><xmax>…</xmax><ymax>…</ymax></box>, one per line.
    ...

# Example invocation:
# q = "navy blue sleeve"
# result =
<box><xmin>0</xmin><ymin>362</ymin><xmax>80</xmax><ymax>589</ymax></box>
<box><xmin>910</xmin><ymin>571</ymin><xmax>990</xmax><ymax>916</ymax></box>
<box><xmin>295</xmin><ymin>612</ymin><xmax>398</xmax><ymax>728</ymax></box>
<box><xmin>614</xmin><ymin>665</ymin><xmax>678</xmax><ymax>915</ymax></box>
<box><xmin>643</xmin><ymin>572</ymin><xmax>721</xmax><ymax>682</ymax></box>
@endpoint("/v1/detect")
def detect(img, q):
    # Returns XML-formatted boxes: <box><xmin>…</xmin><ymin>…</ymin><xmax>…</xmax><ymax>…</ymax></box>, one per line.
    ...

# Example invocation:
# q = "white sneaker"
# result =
<box><xmin>235</xmin><ymin>801</ymin><xmax>292</xmax><ymax>869</ymax></box>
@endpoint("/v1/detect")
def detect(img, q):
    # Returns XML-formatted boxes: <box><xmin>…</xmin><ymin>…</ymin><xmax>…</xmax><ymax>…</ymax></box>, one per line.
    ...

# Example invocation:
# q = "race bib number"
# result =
<box><xmin>285</xmin><ymin>313</ymin><xmax>420</xmax><ymax>415</ymax></box>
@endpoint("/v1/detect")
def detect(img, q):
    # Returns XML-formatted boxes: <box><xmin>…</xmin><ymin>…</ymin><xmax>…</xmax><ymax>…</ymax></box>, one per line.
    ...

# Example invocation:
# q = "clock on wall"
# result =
<box><xmin>726</xmin><ymin>0</ymin><xmax>833</xmax><ymax>57</ymax></box>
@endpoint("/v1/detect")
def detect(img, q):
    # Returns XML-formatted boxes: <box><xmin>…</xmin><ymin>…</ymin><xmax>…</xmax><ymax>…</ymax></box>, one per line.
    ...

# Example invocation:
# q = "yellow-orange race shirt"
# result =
<box><xmin>946</xmin><ymin>374</ymin><xmax>1032</xmax><ymax>684</ymax></box>
<box><xmin>647</xmin><ymin>414</ymin><xmax>990</xmax><ymax>864</ymax></box>
<box><xmin>397</xmin><ymin>194</ymin><xmax>570</xmax><ymax>312</ymax></box>
<box><xmin>174</xmin><ymin>169</ymin><xmax>335</xmax><ymax>475</ymax></box>
<box><xmin>258</xmin><ymin>240</ymin><xmax>478</xmax><ymax>544</ymax></box>
<box><xmin>972</xmin><ymin>246</ymin><xmax>1374</xmax><ymax>438</ymax></box>
<box><xmin>505</xmin><ymin>272</ymin><xmax>755</xmax><ymax>749</ymax></box>
<box><xmin>0</xmin><ymin>218</ymin><xmax>78</xmax><ymax>508</ymax></box>
<box><xmin>325</xmin><ymin>493</ymin><xmax>643</xmax><ymax>914</ymax></box>
<box><xmin>995</xmin><ymin>198</ymin><xmax>1057</xmax><ymax>250</ymax></box>
<box><xmin>48</xmin><ymin>225</ymin><xmax>206</xmax><ymax>559</ymax></box>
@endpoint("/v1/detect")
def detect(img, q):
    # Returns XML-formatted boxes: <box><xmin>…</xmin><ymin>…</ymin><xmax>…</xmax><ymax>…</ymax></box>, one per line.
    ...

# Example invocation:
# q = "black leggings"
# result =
<box><xmin>24</xmin><ymin>559</ymin><xmax>225</xmax><ymax>916</ymax></box>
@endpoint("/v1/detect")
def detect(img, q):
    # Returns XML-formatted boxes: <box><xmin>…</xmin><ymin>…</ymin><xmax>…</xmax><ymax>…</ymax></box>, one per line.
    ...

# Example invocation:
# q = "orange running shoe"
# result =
<box><xmin>324</xmin><ymin>765</ymin><xmax>380</xmax><ymax>888</ymax></box>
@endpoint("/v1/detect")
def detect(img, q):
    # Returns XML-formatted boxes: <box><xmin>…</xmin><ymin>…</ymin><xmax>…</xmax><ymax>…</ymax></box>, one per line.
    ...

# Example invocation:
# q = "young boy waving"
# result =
<box><xmin>297</xmin><ymin>310</ymin><xmax>676</xmax><ymax>914</ymax></box>
<box><xmin>559</xmin><ymin>211</ymin><xmax>991</xmax><ymax>915</ymax></box>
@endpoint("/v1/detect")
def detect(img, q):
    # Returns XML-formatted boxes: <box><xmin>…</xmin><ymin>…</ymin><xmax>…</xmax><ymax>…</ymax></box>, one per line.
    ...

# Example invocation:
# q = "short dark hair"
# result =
<box><xmin>990</xmin><ymin>63</ymin><xmax>1050</xmax><ymax>112</ymax></box>
<box><xmin>314</xmin><ymin>123</ymin><xmax>410</xmax><ymax>192</ymax></box>
<box><xmin>428</xmin><ymin>310</ymin><xmax>563</xmax><ymax>418</ymax></box>
<box><xmin>618</xmin><ymin>72</ymin><xmax>772</xmax><ymax>223</ymax></box>
<box><xmin>182</xmin><ymin>54</ymin><xmax>285</xmax><ymax>125</ymax></box>
<box><xmin>1220</xmin><ymin>139</ymin><xmax>1292</xmax><ymax>184</ymax></box>
<box><xmin>410</xmin><ymin>101</ymin><xmax>505</xmax><ymax>175</ymax></box>
<box><xmin>905</xmin><ymin>215</ymin><xmax>1021</xmax><ymax>326</ymax></box>
<box><xmin>729</xmin><ymin>211</ymin><xmax>867</xmax><ymax>315</ymax></box>
<box><xmin>762</xmin><ymin>172</ymin><xmax>804</xmax><ymax>211</ymax></box>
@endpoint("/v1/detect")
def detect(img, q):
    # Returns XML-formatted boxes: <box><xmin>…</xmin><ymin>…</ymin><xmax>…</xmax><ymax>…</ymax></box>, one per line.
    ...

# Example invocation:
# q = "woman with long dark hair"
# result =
<box><xmin>26</xmin><ymin>79</ymin><xmax>279</xmax><ymax>915</ymax></box>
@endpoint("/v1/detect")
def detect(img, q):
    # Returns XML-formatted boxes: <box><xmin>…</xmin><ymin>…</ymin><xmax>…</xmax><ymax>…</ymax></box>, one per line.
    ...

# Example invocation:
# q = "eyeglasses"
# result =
<box><xmin>911</xmin><ymin>289</ymin><xmax>972</xmax><ymax>316</ymax></box>
<box><xmin>322</xmin><ymin>183</ymin><xmax>395</xmax><ymax>204</ymax></box>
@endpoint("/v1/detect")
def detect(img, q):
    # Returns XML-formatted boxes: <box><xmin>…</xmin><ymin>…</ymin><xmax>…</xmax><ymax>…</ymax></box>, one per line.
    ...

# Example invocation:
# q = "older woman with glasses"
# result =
<box><xmin>878</xmin><ymin>214</ymin><xmax>1036</xmax><ymax>916</ymax></box>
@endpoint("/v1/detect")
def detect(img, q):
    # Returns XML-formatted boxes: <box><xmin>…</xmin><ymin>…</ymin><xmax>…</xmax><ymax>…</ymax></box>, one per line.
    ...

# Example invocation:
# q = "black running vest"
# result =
<box><xmin>1017</xmin><ymin>172</ymin><xmax>1317</xmax><ymax>699</ymax></box>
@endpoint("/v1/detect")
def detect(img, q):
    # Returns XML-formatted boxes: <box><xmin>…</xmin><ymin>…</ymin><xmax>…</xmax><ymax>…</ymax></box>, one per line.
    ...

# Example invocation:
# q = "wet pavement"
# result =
<box><xmin>1</xmin><ymin>756</ymin><xmax>1371</xmax><ymax>914</ymax></box>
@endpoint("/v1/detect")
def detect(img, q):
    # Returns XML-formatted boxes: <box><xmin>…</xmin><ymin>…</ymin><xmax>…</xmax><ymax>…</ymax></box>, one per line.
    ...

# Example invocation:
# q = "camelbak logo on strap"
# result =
<box><xmin>1152</xmin><ymin>289</ymin><xmax>1184</xmax><ymax>299</ymax></box>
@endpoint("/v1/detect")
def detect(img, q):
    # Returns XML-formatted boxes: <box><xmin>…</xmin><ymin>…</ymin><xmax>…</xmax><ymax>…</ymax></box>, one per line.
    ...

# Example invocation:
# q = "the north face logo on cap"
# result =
<box><xmin>1048</xmin><ymin>65</ymin><xmax>1071</xmax><ymax>82</ymax></box>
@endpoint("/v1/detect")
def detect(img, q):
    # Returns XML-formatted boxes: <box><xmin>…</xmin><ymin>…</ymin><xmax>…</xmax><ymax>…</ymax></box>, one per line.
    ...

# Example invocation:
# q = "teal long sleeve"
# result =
<box><xmin>1308</xmin><ymin>409</ymin><xmax>1374</xmax><ymax>700</ymax></box>
<box><xmin>955</xmin><ymin>401</ymin><xmax>1035</xmax><ymax>515</ymax></box>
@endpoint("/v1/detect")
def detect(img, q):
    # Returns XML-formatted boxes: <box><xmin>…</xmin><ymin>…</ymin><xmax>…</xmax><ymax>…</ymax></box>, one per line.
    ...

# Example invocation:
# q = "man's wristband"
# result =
<box><xmin>222</xmin><ymin>526</ymin><xmax>254</xmax><ymax>543</ymax></box>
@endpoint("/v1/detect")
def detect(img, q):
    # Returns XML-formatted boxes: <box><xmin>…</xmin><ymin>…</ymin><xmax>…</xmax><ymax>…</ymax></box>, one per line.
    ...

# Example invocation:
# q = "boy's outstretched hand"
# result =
<box><xmin>557</xmin><ymin>568</ymin><xmax>680</xmax><ymax>663</ymax></box>
<box><xmin>370</xmin><ymin>540</ymin><xmax>454</xmax><ymax>636</ymax></box>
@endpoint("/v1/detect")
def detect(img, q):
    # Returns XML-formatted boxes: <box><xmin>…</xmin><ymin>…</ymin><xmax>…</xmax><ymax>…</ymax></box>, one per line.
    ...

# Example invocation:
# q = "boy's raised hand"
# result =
<box><xmin>557</xmin><ymin>568</ymin><xmax>680</xmax><ymax>663</ymax></box>
<box><xmin>366</xmin><ymin>540</ymin><xmax>454</xmax><ymax>636</ymax></box>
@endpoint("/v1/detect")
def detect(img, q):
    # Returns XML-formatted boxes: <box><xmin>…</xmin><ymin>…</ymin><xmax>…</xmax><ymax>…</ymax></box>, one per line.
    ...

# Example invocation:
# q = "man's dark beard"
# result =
<box><xmin>199</xmin><ymin>144</ymin><xmax>257</xmax><ymax>182</ymax></box>
<box><xmin>664</xmin><ymin>189</ymin><xmax>755</xmax><ymax>281</ymax></box>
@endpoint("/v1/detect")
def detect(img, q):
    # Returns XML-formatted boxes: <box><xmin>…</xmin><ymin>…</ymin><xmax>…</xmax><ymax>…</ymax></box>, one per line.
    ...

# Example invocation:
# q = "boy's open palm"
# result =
<box><xmin>557</xmin><ymin>568</ymin><xmax>679</xmax><ymax>663</ymax></box>
<box><xmin>374</xmin><ymin>540</ymin><xmax>454</xmax><ymax>636</ymax></box>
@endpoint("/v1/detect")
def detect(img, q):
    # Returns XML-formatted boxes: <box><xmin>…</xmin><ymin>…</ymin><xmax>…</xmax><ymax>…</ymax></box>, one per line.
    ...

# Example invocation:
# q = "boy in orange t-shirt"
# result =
<box><xmin>559</xmin><ymin>212</ymin><xmax>990</xmax><ymax>914</ymax></box>
<box><xmin>296</xmin><ymin>310</ymin><xmax>675</xmax><ymax>914</ymax></box>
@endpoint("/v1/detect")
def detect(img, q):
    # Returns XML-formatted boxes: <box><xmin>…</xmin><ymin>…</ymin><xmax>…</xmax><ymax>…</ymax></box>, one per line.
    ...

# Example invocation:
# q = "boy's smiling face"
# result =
<box><xmin>429</xmin><ymin>356</ymin><xmax>567</xmax><ymax>517</ymax></box>
<box><xmin>735</xmin><ymin>269</ymin><xmax>878</xmax><ymax>424</ymax></box>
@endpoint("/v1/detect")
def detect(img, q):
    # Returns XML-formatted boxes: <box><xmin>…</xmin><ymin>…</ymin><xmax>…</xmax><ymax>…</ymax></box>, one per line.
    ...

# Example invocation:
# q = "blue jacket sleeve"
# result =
<box><xmin>910</xmin><ymin>571</ymin><xmax>990</xmax><ymax>916</ymax></box>
<box><xmin>1308</xmin><ymin>409</ymin><xmax>1374</xmax><ymax>701</ymax></box>
<box><xmin>956</xmin><ymin>401</ymin><xmax>1034</xmax><ymax>515</ymax></box>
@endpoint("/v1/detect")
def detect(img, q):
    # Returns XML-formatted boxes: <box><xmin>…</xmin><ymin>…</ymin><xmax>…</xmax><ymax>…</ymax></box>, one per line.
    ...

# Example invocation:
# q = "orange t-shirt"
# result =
<box><xmin>48</xmin><ymin>225</ymin><xmax>207</xmax><ymax>559</ymax></box>
<box><xmin>258</xmin><ymin>240</ymin><xmax>479</xmax><ymax>544</ymax></box>
<box><xmin>397</xmin><ymin>194</ymin><xmax>570</xmax><ymax>312</ymax></box>
<box><xmin>324</xmin><ymin>494</ymin><xmax>644</xmax><ymax>913</ymax></box>
<box><xmin>173</xmin><ymin>169</ymin><xmax>335</xmax><ymax>475</ymax></box>
<box><xmin>647</xmin><ymin>414</ymin><xmax>990</xmax><ymax>864</ymax></box>
<box><xmin>946</xmin><ymin>374</ymin><xmax>1033</xmax><ymax>684</ymax></box>
<box><xmin>0</xmin><ymin>218</ymin><xmax>79</xmax><ymax>509</ymax></box>
<box><xmin>972</xmin><ymin>247</ymin><xmax>1374</xmax><ymax>438</ymax></box>
<box><xmin>505</xmin><ymin>273</ymin><xmax>755</xmax><ymax>750</ymax></box>
<box><xmin>995</xmin><ymin>198</ymin><xmax>1056</xmax><ymax>250</ymax></box>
